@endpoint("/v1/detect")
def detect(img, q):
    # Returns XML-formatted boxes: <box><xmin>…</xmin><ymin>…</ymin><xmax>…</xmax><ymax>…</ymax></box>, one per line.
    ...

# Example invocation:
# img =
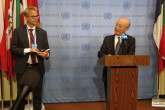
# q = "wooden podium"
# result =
<box><xmin>98</xmin><ymin>55</ymin><xmax>150</xmax><ymax>110</ymax></box>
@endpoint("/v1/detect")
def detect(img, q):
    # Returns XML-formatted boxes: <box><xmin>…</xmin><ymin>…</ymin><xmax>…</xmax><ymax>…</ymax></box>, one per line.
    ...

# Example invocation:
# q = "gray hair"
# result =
<box><xmin>24</xmin><ymin>7</ymin><xmax>37</xmax><ymax>17</ymax></box>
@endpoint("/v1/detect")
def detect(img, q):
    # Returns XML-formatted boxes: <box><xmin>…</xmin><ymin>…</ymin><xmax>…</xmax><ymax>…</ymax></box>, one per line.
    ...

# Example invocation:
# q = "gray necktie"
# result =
<box><xmin>115</xmin><ymin>37</ymin><xmax>120</xmax><ymax>55</ymax></box>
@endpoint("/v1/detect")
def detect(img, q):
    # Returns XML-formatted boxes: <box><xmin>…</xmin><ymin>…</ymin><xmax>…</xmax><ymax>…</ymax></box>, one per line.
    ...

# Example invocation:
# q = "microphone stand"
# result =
<box><xmin>9</xmin><ymin>85</ymin><xmax>31</xmax><ymax>110</ymax></box>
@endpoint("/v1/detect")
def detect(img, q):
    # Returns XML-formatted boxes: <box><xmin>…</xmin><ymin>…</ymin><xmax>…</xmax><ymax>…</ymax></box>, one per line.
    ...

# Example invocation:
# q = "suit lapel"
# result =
<box><xmin>23</xmin><ymin>25</ymin><xmax>29</xmax><ymax>47</ymax></box>
<box><xmin>36</xmin><ymin>27</ymin><xmax>40</xmax><ymax>46</ymax></box>
<box><xmin>120</xmin><ymin>39</ymin><xmax>125</xmax><ymax>47</ymax></box>
<box><xmin>111</xmin><ymin>35</ymin><xmax>115</xmax><ymax>55</ymax></box>
<box><xmin>118</xmin><ymin>38</ymin><xmax>127</xmax><ymax>55</ymax></box>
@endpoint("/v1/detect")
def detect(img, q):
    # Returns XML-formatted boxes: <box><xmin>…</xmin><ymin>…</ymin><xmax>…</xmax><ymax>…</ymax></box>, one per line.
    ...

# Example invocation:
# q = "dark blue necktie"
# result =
<box><xmin>115</xmin><ymin>37</ymin><xmax>120</xmax><ymax>55</ymax></box>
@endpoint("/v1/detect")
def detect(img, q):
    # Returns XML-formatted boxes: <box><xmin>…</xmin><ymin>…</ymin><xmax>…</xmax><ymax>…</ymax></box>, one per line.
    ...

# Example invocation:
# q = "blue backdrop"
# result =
<box><xmin>38</xmin><ymin>0</ymin><xmax>158</xmax><ymax>103</ymax></box>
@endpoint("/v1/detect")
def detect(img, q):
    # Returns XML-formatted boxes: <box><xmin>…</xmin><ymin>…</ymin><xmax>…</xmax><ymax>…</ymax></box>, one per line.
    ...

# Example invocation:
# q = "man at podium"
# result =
<box><xmin>98</xmin><ymin>17</ymin><xmax>136</xmax><ymax>99</ymax></box>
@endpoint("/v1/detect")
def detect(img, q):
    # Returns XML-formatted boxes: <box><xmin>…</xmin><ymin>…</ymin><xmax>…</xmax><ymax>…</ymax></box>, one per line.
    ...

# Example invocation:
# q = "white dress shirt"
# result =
<box><xmin>24</xmin><ymin>25</ymin><xmax>38</xmax><ymax>64</ymax></box>
<box><xmin>114</xmin><ymin>35</ymin><xmax>121</xmax><ymax>50</ymax></box>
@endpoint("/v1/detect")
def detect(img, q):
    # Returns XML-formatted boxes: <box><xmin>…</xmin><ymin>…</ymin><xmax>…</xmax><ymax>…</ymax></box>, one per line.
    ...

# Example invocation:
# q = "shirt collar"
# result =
<box><xmin>26</xmin><ymin>24</ymin><xmax>36</xmax><ymax>30</ymax></box>
<box><xmin>115</xmin><ymin>35</ymin><xmax>121</xmax><ymax>39</ymax></box>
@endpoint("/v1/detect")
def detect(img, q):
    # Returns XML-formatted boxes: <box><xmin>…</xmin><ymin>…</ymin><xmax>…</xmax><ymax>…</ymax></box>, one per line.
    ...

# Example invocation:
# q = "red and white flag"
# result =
<box><xmin>0</xmin><ymin>0</ymin><xmax>7</xmax><ymax>71</ymax></box>
<box><xmin>159</xmin><ymin>26</ymin><xmax>165</xmax><ymax>73</ymax></box>
<box><xmin>4</xmin><ymin>0</ymin><xmax>14</xmax><ymax>78</ymax></box>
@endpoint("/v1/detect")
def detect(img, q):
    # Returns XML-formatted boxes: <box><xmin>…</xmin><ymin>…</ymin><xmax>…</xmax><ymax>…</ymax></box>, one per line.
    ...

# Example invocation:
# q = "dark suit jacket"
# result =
<box><xmin>10</xmin><ymin>25</ymin><xmax>49</xmax><ymax>75</ymax></box>
<box><xmin>98</xmin><ymin>34</ymin><xmax>135</xmax><ymax>82</ymax></box>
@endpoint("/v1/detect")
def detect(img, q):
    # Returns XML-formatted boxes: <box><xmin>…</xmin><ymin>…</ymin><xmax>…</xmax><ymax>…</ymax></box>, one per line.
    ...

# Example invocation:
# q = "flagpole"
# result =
<box><xmin>10</xmin><ymin>76</ymin><xmax>13</xmax><ymax>107</ymax></box>
<box><xmin>152</xmin><ymin>53</ymin><xmax>165</xmax><ymax>107</ymax></box>
<box><xmin>157</xmin><ymin>54</ymin><xmax>160</xmax><ymax>100</ymax></box>
<box><xmin>0</xmin><ymin>70</ymin><xmax>4</xmax><ymax>110</ymax></box>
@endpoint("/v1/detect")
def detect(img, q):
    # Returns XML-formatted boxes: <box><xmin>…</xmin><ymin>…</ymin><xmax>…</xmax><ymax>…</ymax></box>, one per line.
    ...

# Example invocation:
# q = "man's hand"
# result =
<box><xmin>30</xmin><ymin>48</ymin><xmax>39</xmax><ymax>53</ymax></box>
<box><xmin>37</xmin><ymin>49</ymin><xmax>49</xmax><ymax>58</ymax></box>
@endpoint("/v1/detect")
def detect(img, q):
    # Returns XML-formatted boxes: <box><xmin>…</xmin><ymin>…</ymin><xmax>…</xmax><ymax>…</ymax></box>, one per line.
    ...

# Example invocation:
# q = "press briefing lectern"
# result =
<box><xmin>98</xmin><ymin>55</ymin><xmax>150</xmax><ymax>110</ymax></box>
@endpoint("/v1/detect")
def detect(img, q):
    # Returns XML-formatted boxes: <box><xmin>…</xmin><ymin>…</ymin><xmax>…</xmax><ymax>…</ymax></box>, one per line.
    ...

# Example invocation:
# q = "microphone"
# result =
<box><xmin>122</xmin><ymin>34</ymin><xmax>128</xmax><ymax>55</ymax></box>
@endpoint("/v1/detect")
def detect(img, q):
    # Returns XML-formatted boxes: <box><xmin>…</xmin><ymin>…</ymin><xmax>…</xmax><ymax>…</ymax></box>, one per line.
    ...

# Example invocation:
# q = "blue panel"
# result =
<box><xmin>38</xmin><ymin>0</ymin><xmax>157</xmax><ymax>103</ymax></box>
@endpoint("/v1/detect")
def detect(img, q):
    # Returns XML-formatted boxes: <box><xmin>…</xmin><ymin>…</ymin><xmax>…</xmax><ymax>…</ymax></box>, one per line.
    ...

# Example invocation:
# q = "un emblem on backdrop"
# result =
<box><xmin>81</xmin><ymin>23</ymin><xmax>90</xmax><ymax>30</ymax></box>
<box><xmin>81</xmin><ymin>65</ymin><xmax>90</xmax><ymax>72</ymax></box>
<box><xmin>81</xmin><ymin>44</ymin><xmax>90</xmax><ymax>51</ymax></box>
<box><xmin>61</xmin><ymin>33</ymin><xmax>70</xmax><ymax>41</ymax></box>
<box><xmin>147</xmin><ymin>13</ymin><xmax>155</xmax><ymax>20</ymax></box>
<box><xmin>103</xmin><ymin>12</ymin><xmax>112</xmax><ymax>20</ymax></box>
<box><xmin>61</xmin><ymin>76</ymin><xmax>70</xmax><ymax>83</ymax></box>
<box><xmin>81</xmin><ymin>1</ymin><xmax>90</xmax><ymax>9</ymax></box>
<box><xmin>147</xmin><ymin>33</ymin><xmax>153</xmax><ymax>40</ymax></box>
<box><xmin>61</xmin><ymin>55</ymin><xmax>70</xmax><ymax>62</ymax></box>
<box><xmin>81</xmin><ymin>86</ymin><xmax>89</xmax><ymax>94</ymax></box>
<box><xmin>61</xmin><ymin>12</ymin><xmax>70</xmax><ymax>19</ymax></box>
<box><xmin>123</xmin><ymin>2</ymin><xmax>131</xmax><ymax>9</ymax></box>
<box><xmin>38</xmin><ymin>0</ymin><xmax>43</xmax><ymax>8</ymax></box>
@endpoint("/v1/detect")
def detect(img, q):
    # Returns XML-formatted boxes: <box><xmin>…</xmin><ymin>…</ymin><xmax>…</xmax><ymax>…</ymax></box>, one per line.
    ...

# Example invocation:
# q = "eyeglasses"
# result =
<box><xmin>27</xmin><ymin>15</ymin><xmax>39</xmax><ymax>18</ymax></box>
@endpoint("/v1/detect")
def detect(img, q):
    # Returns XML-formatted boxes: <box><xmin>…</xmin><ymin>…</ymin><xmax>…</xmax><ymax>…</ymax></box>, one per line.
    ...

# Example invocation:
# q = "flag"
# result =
<box><xmin>0</xmin><ymin>0</ymin><xmax>4</xmax><ymax>46</ymax></box>
<box><xmin>0</xmin><ymin>0</ymin><xmax>7</xmax><ymax>71</ymax></box>
<box><xmin>153</xmin><ymin>0</ymin><xmax>164</xmax><ymax>48</ymax></box>
<box><xmin>153</xmin><ymin>0</ymin><xmax>165</xmax><ymax>74</ymax></box>
<box><xmin>159</xmin><ymin>26</ymin><xmax>165</xmax><ymax>73</ymax></box>
<box><xmin>13</xmin><ymin>0</ymin><xmax>27</xmax><ymax>30</ymax></box>
<box><xmin>4</xmin><ymin>0</ymin><xmax>14</xmax><ymax>78</ymax></box>
<box><xmin>158</xmin><ymin>0</ymin><xmax>165</xmax><ymax>73</ymax></box>
<box><xmin>27</xmin><ymin>0</ymin><xmax>41</xmax><ymax>27</ymax></box>
<box><xmin>19</xmin><ymin>0</ymin><xmax>26</xmax><ymax>26</ymax></box>
<box><xmin>11</xmin><ymin>0</ymin><xmax>28</xmax><ymax>78</ymax></box>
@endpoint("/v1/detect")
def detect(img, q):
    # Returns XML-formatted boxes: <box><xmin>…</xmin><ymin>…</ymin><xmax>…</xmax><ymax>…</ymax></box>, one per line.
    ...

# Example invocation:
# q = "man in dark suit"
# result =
<box><xmin>10</xmin><ymin>7</ymin><xmax>49</xmax><ymax>110</ymax></box>
<box><xmin>98</xmin><ymin>17</ymin><xmax>135</xmax><ymax>99</ymax></box>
